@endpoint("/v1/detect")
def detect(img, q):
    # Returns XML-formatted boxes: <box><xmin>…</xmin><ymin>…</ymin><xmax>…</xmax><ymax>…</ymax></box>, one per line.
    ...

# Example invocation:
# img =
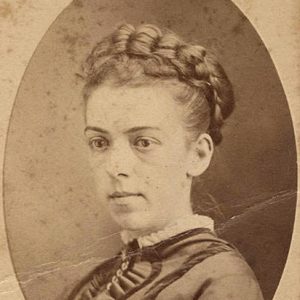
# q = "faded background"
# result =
<box><xmin>1</xmin><ymin>0</ymin><xmax>299</xmax><ymax>300</ymax></box>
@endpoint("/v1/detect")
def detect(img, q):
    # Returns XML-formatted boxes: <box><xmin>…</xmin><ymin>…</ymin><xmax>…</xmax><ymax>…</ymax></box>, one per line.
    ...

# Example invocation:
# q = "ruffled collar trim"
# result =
<box><xmin>120</xmin><ymin>214</ymin><xmax>214</xmax><ymax>248</ymax></box>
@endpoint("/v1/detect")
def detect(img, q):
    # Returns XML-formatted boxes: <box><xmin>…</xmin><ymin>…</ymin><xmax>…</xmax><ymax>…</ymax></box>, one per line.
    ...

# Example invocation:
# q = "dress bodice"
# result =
<box><xmin>68</xmin><ymin>221</ymin><xmax>264</xmax><ymax>300</ymax></box>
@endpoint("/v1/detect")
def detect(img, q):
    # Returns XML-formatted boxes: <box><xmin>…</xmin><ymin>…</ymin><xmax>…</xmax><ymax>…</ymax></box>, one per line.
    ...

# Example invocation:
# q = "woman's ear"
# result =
<box><xmin>186</xmin><ymin>133</ymin><xmax>214</xmax><ymax>177</ymax></box>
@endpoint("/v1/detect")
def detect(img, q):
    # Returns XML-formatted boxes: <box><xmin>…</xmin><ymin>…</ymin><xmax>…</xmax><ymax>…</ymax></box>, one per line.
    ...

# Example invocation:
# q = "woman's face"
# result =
<box><xmin>85</xmin><ymin>84</ymin><xmax>201</xmax><ymax>233</ymax></box>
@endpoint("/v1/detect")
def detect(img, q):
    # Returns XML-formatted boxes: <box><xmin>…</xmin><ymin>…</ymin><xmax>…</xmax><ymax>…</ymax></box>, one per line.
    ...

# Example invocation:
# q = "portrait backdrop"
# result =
<box><xmin>3</xmin><ymin>0</ymin><xmax>297</xmax><ymax>299</ymax></box>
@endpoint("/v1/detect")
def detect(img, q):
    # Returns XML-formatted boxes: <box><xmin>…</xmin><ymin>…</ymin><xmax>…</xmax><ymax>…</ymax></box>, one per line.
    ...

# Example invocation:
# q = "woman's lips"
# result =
<box><xmin>108</xmin><ymin>192</ymin><xmax>144</xmax><ymax>211</ymax></box>
<box><xmin>108</xmin><ymin>191</ymin><xmax>143</xmax><ymax>199</ymax></box>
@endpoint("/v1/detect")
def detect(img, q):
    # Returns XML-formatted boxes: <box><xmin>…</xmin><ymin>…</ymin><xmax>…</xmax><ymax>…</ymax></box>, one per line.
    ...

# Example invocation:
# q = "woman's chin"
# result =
<box><xmin>111</xmin><ymin>211</ymin><xmax>155</xmax><ymax>233</ymax></box>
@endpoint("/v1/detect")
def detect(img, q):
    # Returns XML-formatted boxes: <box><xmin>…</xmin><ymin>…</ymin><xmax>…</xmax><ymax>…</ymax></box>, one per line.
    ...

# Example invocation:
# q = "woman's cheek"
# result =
<box><xmin>89</xmin><ymin>154</ymin><xmax>107</xmax><ymax>172</ymax></box>
<box><xmin>90</xmin><ymin>162</ymin><xmax>110</xmax><ymax>191</ymax></box>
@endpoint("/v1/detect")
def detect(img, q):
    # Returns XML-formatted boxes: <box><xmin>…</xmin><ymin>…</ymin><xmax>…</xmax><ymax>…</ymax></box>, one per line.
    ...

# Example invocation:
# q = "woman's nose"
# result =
<box><xmin>105</xmin><ymin>143</ymin><xmax>135</xmax><ymax>178</ymax></box>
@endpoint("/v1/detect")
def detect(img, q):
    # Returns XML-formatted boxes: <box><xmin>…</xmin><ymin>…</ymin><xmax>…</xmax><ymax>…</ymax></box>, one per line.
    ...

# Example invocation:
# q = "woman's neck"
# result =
<box><xmin>121</xmin><ymin>213</ymin><xmax>214</xmax><ymax>248</ymax></box>
<box><xmin>126</xmin><ymin>205</ymin><xmax>194</xmax><ymax>238</ymax></box>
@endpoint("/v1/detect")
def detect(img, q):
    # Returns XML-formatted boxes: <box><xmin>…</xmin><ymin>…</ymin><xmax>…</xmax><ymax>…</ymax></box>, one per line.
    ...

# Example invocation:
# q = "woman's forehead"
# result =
<box><xmin>85</xmin><ymin>84</ymin><xmax>186</xmax><ymax>133</ymax></box>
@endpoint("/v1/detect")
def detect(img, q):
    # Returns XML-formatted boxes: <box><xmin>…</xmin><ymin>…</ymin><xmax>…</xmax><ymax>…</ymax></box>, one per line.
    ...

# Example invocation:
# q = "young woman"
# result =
<box><xmin>69</xmin><ymin>23</ymin><xmax>264</xmax><ymax>300</ymax></box>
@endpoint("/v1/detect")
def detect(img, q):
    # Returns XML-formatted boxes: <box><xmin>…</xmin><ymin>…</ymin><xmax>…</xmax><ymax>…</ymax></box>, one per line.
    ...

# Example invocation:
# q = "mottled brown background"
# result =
<box><xmin>2</xmin><ymin>0</ymin><xmax>298</xmax><ymax>300</ymax></box>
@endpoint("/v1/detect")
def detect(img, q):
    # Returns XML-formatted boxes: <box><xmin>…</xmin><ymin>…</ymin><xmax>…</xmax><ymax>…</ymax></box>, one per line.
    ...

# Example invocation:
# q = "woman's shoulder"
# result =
<box><xmin>156</xmin><ymin>229</ymin><xmax>264</xmax><ymax>299</ymax></box>
<box><xmin>187</xmin><ymin>248</ymin><xmax>258</xmax><ymax>282</ymax></box>
<box><xmin>164</xmin><ymin>228</ymin><xmax>260</xmax><ymax>282</ymax></box>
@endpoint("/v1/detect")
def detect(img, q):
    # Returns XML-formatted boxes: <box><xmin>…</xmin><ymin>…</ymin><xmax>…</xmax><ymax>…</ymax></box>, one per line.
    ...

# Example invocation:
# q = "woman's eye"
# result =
<box><xmin>134</xmin><ymin>137</ymin><xmax>160</xmax><ymax>151</ymax></box>
<box><xmin>89</xmin><ymin>137</ymin><xmax>109</xmax><ymax>151</ymax></box>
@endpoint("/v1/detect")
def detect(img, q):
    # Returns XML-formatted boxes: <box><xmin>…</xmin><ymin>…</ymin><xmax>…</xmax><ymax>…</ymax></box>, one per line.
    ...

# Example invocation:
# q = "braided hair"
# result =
<box><xmin>82</xmin><ymin>24</ymin><xmax>234</xmax><ymax>145</ymax></box>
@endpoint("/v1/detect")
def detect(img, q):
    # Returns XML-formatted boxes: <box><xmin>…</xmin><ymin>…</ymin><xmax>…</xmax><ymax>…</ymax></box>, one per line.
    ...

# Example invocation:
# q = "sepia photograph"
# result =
<box><xmin>0</xmin><ymin>0</ymin><xmax>299</xmax><ymax>299</ymax></box>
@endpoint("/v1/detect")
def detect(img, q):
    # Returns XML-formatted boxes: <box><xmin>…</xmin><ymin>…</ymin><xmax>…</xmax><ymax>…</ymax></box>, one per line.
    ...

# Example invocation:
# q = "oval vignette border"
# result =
<box><xmin>0</xmin><ymin>1</ymin><xmax>299</xmax><ymax>298</ymax></box>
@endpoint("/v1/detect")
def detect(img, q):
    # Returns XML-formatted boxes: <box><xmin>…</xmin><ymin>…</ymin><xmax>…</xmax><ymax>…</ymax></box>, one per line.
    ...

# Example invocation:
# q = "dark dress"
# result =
<box><xmin>68</xmin><ymin>227</ymin><xmax>264</xmax><ymax>300</ymax></box>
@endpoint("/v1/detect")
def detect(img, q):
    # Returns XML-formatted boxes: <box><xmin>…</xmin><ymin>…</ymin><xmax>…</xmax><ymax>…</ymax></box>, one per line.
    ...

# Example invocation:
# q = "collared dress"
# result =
<box><xmin>68</xmin><ymin>215</ymin><xmax>264</xmax><ymax>300</ymax></box>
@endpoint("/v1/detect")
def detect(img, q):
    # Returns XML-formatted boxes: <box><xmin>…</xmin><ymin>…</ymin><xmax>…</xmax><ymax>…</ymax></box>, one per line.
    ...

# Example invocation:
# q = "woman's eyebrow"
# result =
<box><xmin>124</xmin><ymin>126</ymin><xmax>160</xmax><ymax>134</ymax></box>
<box><xmin>84</xmin><ymin>126</ymin><xmax>161</xmax><ymax>134</ymax></box>
<box><xmin>84</xmin><ymin>126</ymin><xmax>109</xmax><ymax>134</ymax></box>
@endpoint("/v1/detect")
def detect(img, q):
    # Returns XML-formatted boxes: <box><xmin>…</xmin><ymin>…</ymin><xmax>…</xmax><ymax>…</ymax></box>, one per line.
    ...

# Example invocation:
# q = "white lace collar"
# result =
<box><xmin>120</xmin><ymin>214</ymin><xmax>214</xmax><ymax>248</ymax></box>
